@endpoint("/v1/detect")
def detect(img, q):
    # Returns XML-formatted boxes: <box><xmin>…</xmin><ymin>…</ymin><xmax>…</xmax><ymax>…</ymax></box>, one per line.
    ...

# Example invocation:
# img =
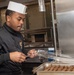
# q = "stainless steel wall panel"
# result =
<box><xmin>55</xmin><ymin>0</ymin><xmax>74</xmax><ymax>13</ymax></box>
<box><xmin>55</xmin><ymin>0</ymin><xmax>74</xmax><ymax>57</ymax></box>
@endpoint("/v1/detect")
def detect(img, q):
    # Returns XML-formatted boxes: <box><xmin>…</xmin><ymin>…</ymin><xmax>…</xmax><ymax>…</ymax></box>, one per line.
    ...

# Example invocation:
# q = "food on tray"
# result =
<box><xmin>43</xmin><ymin>64</ymin><xmax>74</xmax><ymax>71</ymax></box>
<box><xmin>68</xmin><ymin>66</ymin><xmax>74</xmax><ymax>71</ymax></box>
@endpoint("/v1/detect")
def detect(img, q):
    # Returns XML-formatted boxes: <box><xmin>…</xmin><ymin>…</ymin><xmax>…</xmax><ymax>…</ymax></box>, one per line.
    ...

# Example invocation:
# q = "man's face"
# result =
<box><xmin>7</xmin><ymin>12</ymin><xmax>25</xmax><ymax>32</ymax></box>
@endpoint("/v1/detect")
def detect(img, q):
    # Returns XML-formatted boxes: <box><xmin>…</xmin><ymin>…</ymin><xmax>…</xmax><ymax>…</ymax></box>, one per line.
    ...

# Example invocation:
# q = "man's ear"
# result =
<box><xmin>7</xmin><ymin>15</ymin><xmax>11</xmax><ymax>22</ymax></box>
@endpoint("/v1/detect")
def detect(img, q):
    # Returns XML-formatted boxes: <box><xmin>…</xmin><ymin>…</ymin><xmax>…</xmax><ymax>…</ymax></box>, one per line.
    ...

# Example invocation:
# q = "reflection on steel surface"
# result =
<box><xmin>55</xmin><ymin>0</ymin><xmax>74</xmax><ymax>57</ymax></box>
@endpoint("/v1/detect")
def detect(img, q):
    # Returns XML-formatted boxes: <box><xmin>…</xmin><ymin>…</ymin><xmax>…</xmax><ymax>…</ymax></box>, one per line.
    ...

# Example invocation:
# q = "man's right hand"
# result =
<box><xmin>9</xmin><ymin>51</ymin><xmax>26</xmax><ymax>63</ymax></box>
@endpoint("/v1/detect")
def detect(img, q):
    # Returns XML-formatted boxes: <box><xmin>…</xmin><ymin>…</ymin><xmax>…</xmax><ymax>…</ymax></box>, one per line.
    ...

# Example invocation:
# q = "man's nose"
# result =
<box><xmin>20</xmin><ymin>20</ymin><xmax>24</xmax><ymax>24</ymax></box>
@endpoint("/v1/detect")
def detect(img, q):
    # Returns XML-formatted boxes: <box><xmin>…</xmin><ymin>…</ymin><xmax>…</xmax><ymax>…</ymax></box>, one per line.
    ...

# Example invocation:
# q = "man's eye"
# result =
<box><xmin>17</xmin><ymin>18</ymin><xmax>25</xmax><ymax>22</ymax></box>
<box><xmin>17</xmin><ymin>18</ymin><xmax>21</xmax><ymax>21</ymax></box>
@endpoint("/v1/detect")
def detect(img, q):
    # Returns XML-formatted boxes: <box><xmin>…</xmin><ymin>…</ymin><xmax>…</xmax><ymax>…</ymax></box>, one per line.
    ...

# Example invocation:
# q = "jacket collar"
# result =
<box><xmin>3</xmin><ymin>22</ymin><xmax>21</xmax><ymax>36</ymax></box>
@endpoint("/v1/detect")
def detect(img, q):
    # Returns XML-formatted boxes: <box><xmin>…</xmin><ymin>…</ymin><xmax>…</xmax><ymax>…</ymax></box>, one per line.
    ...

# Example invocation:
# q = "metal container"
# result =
<box><xmin>33</xmin><ymin>62</ymin><xmax>74</xmax><ymax>75</ymax></box>
<box><xmin>37</xmin><ymin>71</ymin><xmax>74</xmax><ymax>75</ymax></box>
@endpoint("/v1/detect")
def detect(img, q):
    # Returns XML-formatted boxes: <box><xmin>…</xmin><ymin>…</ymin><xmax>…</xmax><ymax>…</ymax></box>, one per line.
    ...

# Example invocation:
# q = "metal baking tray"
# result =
<box><xmin>37</xmin><ymin>71</ymin><xmax>74</xmax><ymax>75</ymax></box>
<box><xmin>33</xmin><ymin>62</ymin><xmax>74</xmax><ymax>75</ymax></box>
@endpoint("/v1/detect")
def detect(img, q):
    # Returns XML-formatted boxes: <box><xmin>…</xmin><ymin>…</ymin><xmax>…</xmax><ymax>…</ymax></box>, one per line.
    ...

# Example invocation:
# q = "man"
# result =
<box><xmin>0</xmin><ymin>1</ymin><xmax>37</xmax><ymax>75</ymax></box>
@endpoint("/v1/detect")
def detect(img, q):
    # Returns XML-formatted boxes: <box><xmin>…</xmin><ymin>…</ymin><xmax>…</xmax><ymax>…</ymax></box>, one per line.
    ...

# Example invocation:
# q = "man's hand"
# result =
<box><xmin>27</xmin><ymin>49</ymin><xmax>37</xmax><ymax>58</ymax></box>
<box><xmin>9</xmin><ymin>51</ymin><xmax>26</xmax><ymax>63</ymax></box>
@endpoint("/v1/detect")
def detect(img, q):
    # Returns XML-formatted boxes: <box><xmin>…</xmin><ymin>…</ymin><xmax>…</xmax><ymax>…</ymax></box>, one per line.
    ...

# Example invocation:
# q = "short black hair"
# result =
<box><xmin>5</xmin><ymin>10</ymin><xmax>15</xmax><ymax>16</ymax></box>
<box><xmin>5</xmin><ymin>10</ymin><xmax>15</xmax><ymax>20</ymax></box>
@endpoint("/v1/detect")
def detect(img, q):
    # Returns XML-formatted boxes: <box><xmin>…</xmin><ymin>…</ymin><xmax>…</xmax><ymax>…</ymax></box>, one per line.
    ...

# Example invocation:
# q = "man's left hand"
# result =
<box><xmin>27</xmin><ymin>49</ymin><xmax>37</xmax><ymax>58</ymax></box>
